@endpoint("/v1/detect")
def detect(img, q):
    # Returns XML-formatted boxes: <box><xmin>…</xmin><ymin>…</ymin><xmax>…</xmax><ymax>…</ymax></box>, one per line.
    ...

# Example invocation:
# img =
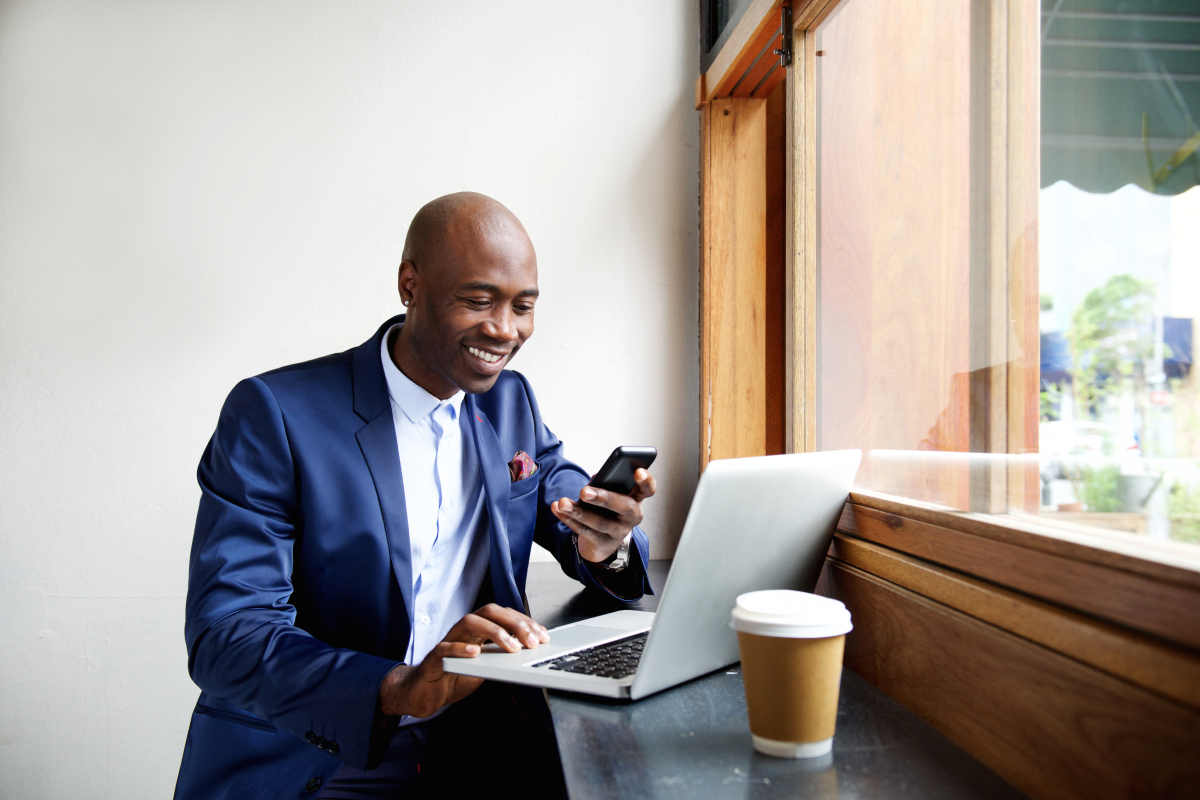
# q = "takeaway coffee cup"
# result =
<box><xmin>731</xmin><ymin>590</ymin><xmax>852</xmax><ymax>759</ymax></box>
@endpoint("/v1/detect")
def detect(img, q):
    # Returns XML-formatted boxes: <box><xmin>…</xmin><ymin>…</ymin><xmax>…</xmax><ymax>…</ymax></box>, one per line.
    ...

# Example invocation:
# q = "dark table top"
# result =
<box><xmin>527</xmin><ymin>560</ymin><xmax>1025</xmax><ymax>800</ymax></box>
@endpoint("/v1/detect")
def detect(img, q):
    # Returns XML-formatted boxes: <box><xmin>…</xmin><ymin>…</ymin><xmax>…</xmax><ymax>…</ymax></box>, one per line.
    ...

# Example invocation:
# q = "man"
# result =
<box><xmin>175</xmin><ymin>193</ymin><xmax>656</xmax><ymax>799</ymax></box>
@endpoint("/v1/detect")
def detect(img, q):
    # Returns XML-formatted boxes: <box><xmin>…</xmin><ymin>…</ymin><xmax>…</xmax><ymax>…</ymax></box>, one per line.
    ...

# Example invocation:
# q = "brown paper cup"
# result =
<box><xmin>731</xmin><ymin>590</ymin><xmax>852</xmax><ymax>759</ymax></box>
<box><xmin>738</xmin><ymin>631</ymin><xmax>845</xmax><ymax>756</ymax></box>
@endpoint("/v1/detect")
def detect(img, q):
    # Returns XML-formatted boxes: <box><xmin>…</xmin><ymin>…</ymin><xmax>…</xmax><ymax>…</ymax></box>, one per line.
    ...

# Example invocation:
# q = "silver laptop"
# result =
<box><xmin>443</xmin><ymin>450</ymin><xmax>861</xmax><ymax>700</ymax></box>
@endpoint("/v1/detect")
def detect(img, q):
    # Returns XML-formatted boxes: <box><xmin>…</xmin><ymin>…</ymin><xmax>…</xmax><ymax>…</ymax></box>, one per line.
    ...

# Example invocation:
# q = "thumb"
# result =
<box><xmin>426</xmin><ymin>641</ymin><xmax>479</xmax><ymax>680</ymax></box>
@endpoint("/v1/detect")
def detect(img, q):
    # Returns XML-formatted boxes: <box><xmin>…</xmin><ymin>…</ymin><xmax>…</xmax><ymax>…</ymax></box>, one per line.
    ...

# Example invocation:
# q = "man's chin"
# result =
<box><xmin>454</xmin><ymin>371</ymin><xmax>503</xmax><ymax>395</ymax></box>
<box><xmin>453</xmin><ymin>349</ymin><xmax>511</xmax><ymax>394</ymax></box>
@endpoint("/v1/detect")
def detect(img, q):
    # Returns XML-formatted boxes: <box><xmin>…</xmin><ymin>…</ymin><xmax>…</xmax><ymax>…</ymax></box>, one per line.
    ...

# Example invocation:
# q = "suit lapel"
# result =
<box><xmin>465</xmin><ymin>396</ymin><xmax>522</xmax><ymax>611</ymax></box>
<box><xmin>352</xmin><ymin>316</ymin><xmax>415</xmax><ymax>629</ymax></box>
<box><xmin>356</xmin><ymin>414</ymin><xmax>414</xmax><ymax>628</ymax></box>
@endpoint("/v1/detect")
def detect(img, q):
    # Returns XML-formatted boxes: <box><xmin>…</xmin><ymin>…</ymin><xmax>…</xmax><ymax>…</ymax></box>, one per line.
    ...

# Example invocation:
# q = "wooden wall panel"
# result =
<box><xmin>701</xmin><ymin>97</ymin><xmax>768</xmax><ymax>466</ymax></box>
<box><xmin>829</xmin><ymin>533</ymin><xmax>1200</xmax><ymax>711</ymax></box>
<box><xmin>821</xmin><ymin>560</ymin><xmax>1200</xmax><ymax>800</ymax></box>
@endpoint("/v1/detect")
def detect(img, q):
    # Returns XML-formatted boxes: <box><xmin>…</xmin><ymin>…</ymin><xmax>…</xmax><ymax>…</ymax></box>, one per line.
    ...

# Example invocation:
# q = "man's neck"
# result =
<box><xmin>389</xmin><ymin>325</ymin><xmax>458</xmax><ymax>401</ymax></box>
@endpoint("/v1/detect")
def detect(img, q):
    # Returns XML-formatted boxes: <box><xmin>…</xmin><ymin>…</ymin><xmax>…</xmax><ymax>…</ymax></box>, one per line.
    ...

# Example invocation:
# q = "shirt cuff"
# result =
<box><xmin>575</xmin><ymin>539</ymin><xmax>648</xmax><ymax>601</ymax></box>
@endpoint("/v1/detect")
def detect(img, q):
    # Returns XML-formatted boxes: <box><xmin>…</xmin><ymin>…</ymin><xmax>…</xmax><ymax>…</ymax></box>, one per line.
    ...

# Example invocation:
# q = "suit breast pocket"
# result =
<box><xmin>507</xmin><ymin>472</ymin><xmax>540</xmax><ymax>542</ymax></box>
<box><xmin>508</xmin><ymin>471</ymin><xmax>540</xmax><ymax>500</ymax></box>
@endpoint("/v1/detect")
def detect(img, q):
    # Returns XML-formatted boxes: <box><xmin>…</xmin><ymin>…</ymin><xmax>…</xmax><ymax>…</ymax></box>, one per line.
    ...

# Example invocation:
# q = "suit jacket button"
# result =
<box><xmin>306</xmin><ymin>776</ymin><xmax>322</xmax><ymax>794</ymax></box>
<box><xmin>327</xmin><ymin>740</ymin><xmax>339</xmax><ymax>754</ymax></box>
<box><xmin>316</xmin><ymin>736</ymin><xmax>328</xmax><ymax>749</ymax></box>
<box><xmin>305</xmin><ymin>731</ymin><xmax>317</xmax><ymax>744</ymax></box>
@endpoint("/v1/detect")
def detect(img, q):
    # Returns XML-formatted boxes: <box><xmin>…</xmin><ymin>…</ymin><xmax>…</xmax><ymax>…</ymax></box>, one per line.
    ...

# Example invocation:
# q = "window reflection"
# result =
<box><xmin>814</xmin><ymin>0</ymin><xmax>1010</xmax><ymax>511</ymax></box>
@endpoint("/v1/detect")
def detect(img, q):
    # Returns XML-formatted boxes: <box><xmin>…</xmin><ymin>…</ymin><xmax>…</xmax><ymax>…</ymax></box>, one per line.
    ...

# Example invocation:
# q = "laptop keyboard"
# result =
<box><xmin>531</xmin><ymin>631</ymin><xmax>648</xmax><ymax>679</ymax></box>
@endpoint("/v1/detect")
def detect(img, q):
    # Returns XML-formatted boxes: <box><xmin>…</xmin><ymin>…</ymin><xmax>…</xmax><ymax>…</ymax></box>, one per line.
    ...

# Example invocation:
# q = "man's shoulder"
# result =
<box><xmin>239</xmin><ymin>348</ymin><xmax>357</xmax><ymax>409</ymax></box>
<box><xmin>257</xmin><ymin>348</ymin><xmax>355</xmax><ymax>383</ymax></box>
<box><xmin>249</xmin><ymin>317</ymin><xmax>396</xmax><ymax>406</ymax></box>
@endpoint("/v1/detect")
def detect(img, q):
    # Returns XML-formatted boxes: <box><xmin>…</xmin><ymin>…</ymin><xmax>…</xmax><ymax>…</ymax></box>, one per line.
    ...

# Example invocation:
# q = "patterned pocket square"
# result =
<box><xmin>508</xmin><ymin>451</ymin><xmax>538</xmax><ymax>482</ymax></box>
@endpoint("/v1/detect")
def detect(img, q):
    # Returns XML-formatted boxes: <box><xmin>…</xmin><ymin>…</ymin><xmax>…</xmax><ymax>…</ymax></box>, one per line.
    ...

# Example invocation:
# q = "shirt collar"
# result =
<box><xmin>380</xmin><ymin>323</ymin><xmax>466</xmax><ymax>424</ymax></box>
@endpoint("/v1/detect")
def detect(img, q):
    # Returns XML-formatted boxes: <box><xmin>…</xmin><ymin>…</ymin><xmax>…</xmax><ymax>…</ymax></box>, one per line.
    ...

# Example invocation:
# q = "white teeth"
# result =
<box><xmin>468</xmin><ymin>346</ymin><xmax>502</xmax><ymax>364</ymax></box>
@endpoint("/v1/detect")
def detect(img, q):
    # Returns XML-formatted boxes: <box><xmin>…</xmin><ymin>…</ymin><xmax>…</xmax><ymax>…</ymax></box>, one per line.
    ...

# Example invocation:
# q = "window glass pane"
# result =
<box><xmin>814</xmin><ymin>0</ymin><xmax>1200</xmax><ymax>550</ymax></box>
<box><xmin>706</xmin><ymin>0</ymin><xmax>755</xmax><ymax>56</ymax></box>
<box><xmin>1039</xmin><ymin>3</ymin><xmax>1200</xmax><ymax>544</ymax></box>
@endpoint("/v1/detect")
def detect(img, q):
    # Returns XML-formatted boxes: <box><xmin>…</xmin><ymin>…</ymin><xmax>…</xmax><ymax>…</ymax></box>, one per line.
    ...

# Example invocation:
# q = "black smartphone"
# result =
<box><xmin>578</xmin><ymin>446</ymin><xmax>658</xmax><ymax>520</ymax></box>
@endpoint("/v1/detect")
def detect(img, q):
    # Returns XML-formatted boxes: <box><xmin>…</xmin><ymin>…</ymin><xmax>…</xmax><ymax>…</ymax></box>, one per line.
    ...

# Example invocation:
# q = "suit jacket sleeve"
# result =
<box><xmin>184</xmin><ymin>377</ymin><xmax>400</xmax><ymax>770</ymax></box>
<box><xmin>513</xmin><ymin>374</ymin><xmax>654</xmax><ymax>600</ymax></box>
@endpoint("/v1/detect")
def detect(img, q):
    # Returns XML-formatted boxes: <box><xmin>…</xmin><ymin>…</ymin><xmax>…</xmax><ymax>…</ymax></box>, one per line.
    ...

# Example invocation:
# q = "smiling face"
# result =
<box><xmin>392</xmin><ymin>195</ymin><xmax>538</xmax><ymax>399</ymax></box>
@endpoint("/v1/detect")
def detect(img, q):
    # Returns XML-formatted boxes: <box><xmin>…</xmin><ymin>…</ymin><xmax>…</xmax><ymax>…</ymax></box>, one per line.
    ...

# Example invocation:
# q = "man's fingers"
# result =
<box><xmin>446</xmin><ymin>641</ymin><xmax>482</xmax><ymax>658</ymax></box>
<box><xmin>552</xmin><ymin>507</ymin><xmax>595</xmax><ymax>543</ymax></box>
<box><xmin>468</xmin><ymin>616</ymin><xmax>524</xmax><ymax>652</ymax></box>
<box><xmin>552</xmin><ymin>500</ymin><xmax>619</xmax><ymax>547</ymax></box>
<box><xmin>556</xmin><ymin>496</ymin><xmax>634</xmax><ymax>536</ymax></box>
<box><xmin>551</xmin><ymin>502</ymin><xmax>594</xmax><ymax>538</ymax></box>
<box><xmin>577</xmin><ymin>486</ymin><xmax>637</xmax><ymax>516</ymax></box>
<box><xmin>630</xmin><ymin>468</ymin><xmax>657</xmax><ymax>501</ymax></box>
<box><xmin>444</xmin><ymin>613</ymin><xmax>521</xmax><ymax>652</ymax></box>
<box><xmin>552</xmin><ymin>504</ymin><xmax>630</xmax><ymax>564</ymax></box>
<box><xmin>473</xmin><ymin>603</ymin><xmax>550</xmax><ymax>648</ymax></box>
<box><xmin>423</xmin><ymin>641</ymin><xmax>480</xmax><ymax>680</ymax></box>
<box><xmin>444</xmin><ymin>606</ymin><xmax>548</xmax><ymax>652</ymax></box>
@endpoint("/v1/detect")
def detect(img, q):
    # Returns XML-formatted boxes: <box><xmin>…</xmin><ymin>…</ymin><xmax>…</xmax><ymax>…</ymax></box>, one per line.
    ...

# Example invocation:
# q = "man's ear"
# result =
<box><xmin>398</xmin><ymin>259</ymin><xmax>418</xmax><ymax>307</ymax></box>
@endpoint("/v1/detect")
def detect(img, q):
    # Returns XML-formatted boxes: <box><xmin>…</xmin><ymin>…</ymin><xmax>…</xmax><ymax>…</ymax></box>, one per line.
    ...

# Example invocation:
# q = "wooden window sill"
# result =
<box><xmin>840</xmin><ymin>489</ymin><xmax>1200</xmax><ymax>651</ymax></box>
<box><xmin>848</xmin><ymin>489</ymin><xmax>1200</xmax><ymax>582</ymax></box>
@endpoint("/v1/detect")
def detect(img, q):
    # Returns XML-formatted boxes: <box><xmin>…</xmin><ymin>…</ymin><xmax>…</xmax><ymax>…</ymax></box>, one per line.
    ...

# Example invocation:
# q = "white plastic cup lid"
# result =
<box><xmin>730</xmin><ymin>590</ymin><xmax>853</xmax><ymax>639</ymax></box>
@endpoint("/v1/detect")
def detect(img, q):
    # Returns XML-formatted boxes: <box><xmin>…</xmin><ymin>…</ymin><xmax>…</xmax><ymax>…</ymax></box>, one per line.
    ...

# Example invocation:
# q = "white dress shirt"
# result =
<box><xmin>380</xmin><ymin>325</ymin><xmax>491</xmax><ymax>712</ymax></box>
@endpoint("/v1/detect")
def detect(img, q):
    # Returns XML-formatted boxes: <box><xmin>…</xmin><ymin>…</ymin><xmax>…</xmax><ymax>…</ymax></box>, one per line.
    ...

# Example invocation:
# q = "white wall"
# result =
<box><xmin>0</xmin><ymin>2</ymin><xmax>699</xmax><ymax>796</ymax></box>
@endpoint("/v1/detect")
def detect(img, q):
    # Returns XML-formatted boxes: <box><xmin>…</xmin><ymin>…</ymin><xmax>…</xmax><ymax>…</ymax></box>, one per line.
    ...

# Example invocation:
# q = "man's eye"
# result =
<box><xmin>515</xmin><ymin>304</ymin><xmax>535</xmax><ymax>314</ymax></box>
<box><xmin>466</xmin><ymin>298</ymin><xmax>491</xmax><ymax>308</ymax></box>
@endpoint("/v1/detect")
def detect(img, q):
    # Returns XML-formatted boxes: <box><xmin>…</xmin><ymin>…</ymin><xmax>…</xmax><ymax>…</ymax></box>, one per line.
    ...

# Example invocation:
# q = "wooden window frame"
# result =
<box><xmin>697</xmin><ymin>1</ymin><xmax>793</xmax><ymax>468</ymax></box>
<box><xmin>697</xmin><ymin>1</ymin><xmax>1200</xmax><ymax>796</ymax></box>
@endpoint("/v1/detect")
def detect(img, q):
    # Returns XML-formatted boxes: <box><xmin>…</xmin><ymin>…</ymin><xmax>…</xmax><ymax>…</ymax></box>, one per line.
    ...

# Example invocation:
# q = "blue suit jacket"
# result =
<box><xmin>174</xmin><ymin>317</ymin><xmax>652</xmax><ymax>800</ymax></box>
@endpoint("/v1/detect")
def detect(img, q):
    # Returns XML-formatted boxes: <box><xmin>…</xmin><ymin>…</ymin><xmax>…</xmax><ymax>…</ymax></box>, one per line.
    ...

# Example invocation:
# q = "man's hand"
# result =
<box><xmin>551</xmin><ymin>468</ymin><xmax>657</xmax><ymax>563</ymax></box>
<box><xmin>378</xmin><ymin>604</ymin><xmax>550</xmax><ymax>719</ymax></box>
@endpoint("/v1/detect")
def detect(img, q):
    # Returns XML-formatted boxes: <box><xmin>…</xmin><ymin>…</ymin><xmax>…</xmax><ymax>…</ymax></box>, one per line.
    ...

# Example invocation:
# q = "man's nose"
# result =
<box><xmin>481</xmin><ymin>307</ymin><xmax>520</xmax><ymax>342</ymax></box>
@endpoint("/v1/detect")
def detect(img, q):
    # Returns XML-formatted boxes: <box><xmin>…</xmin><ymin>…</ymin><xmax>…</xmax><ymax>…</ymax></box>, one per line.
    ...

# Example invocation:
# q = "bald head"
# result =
<box><xmin>402</xmin><ymin>192</ymin><xmax>532</xmax><ymax>270</ymax></box>
<box><xmin>392</xmin><ymin>192</ymin><xmax>539</xmax><ymax>398</ymax></box>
